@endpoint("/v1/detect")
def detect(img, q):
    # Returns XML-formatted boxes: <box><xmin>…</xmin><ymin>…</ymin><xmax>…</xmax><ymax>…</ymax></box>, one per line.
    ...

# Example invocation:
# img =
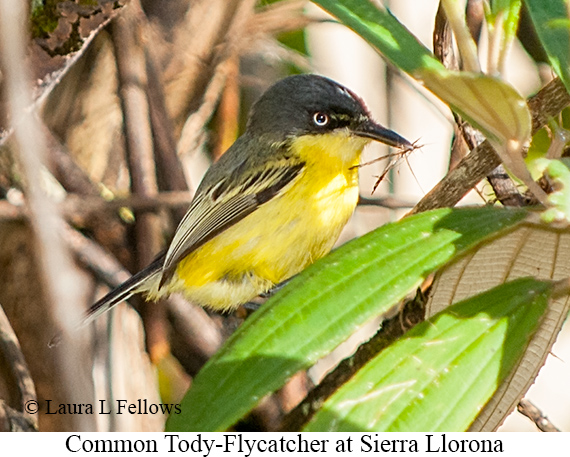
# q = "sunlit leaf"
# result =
<box><xmin>304</xmin><ymin>278</ymin><xmax>551</xmax><ymax>432</ymax></box>
<box><xmin>525</xmin><ymin>0</ymin><xmax>570</xmax><ymax>93</ymax></box>
<box><xmin>426</xmin><ymin>223</ymin><xmax>570</xmax><ymax>430</ymax></box>
<box><xmin>311</xmin><ymin>0</ymin><xmax>444</xmax><ymax>76</ymax></box>
<box><xmin>422</xmin><ymin>71</ymin><xmax>530</xmax><ymax>145</ymax></box>
<box><xmin>488</xmin><ymin>0</ymin><xmax>522</xmax><ymax>49</ymax></box>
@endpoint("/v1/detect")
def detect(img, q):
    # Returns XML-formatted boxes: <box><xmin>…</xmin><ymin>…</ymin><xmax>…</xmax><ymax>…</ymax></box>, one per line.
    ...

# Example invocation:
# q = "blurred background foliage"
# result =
<box><xmin>1</xmin><ymin>0</ymin><xmax>570</xmax><ymax>432</ymax></box>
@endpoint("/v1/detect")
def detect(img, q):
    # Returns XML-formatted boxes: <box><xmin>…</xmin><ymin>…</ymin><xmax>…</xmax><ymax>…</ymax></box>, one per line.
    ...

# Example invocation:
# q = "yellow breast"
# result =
<box><xmin>168</xmin><ymin>130</ymin><xmax>369</xmax><ymax>310</ymax></box>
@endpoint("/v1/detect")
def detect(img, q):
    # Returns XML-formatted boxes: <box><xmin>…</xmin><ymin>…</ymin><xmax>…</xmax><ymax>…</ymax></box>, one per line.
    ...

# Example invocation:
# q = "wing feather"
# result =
<box><xmin>158</xmin><ymin>161</ymin><xmax>304</xmax><ymax>288</ymax></box>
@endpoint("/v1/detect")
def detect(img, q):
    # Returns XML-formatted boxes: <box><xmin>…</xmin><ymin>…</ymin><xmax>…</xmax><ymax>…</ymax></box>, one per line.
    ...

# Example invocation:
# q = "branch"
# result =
<box><xmin>517</xmin><ymin>398</ymin><xmax>560</xmax><ymax>432</ymax></box>
<box><xmin>141</xmin><ymin>8</ymin><xmax>190</xmax><ymax>227</ymax></box>
<box><xmin>0</xmin><ymin>303</ymin><xmax>37</xmax><ymax>431</ymax></box>
<box><xmin>112</xmin><ymin>2</ymin><xmax>167</xmax><ymax>361</ymax></box>
<box><xmin>43</xmin><ymin>129</ymin><xmax>131</xmax><ymax>265</ymax></box>
<box><xmin>63</xmin><ymin>192</ymin><xmax>193</xmax><ymax>221</ymax></box>
<box><xmin>411</xmin><ymin>78</ymin><xmax>570</xmax><ymax>214</ymax></box>
<box><xmin>176</xmin><ymin>0</ymin><xmax>257</xmax><ymax>157</ymax></box>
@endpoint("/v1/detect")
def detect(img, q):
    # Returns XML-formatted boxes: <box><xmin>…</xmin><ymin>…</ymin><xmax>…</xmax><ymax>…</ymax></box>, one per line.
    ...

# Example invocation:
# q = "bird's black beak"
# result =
<box><xmin>353</xmin><ymin>119</ymin><xmax>413</xmax><ymax>150</ymax></box>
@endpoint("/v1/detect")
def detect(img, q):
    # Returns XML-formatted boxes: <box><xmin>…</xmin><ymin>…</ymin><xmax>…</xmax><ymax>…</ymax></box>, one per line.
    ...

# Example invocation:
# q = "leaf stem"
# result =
<box><xmin>441</xmin><ymin>0</ymin><xmax>481</xmax><ymax>72</ymax></box>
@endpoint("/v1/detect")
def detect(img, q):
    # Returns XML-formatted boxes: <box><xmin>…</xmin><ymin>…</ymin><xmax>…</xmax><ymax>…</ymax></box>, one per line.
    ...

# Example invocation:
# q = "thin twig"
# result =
<box><xmin>0</xmin><ymin>303</ymin><xmax>38</xmax><ymax>430</ymax></box>
<box><xmin>145</xmin><ymin>47</ymin><xmax>189</xmax><ymax>195</ymax></box>
<box><xmin>141</xmin><ymin>11</ymin><xmax>190</xmax><ymax>221</ymax></box>
<box><xmin>63</xmin><ymin>224</ymin><xmax>131</xmax><ymax>289</ymax></box>
<box><xmin>63</xmin><ymin>191</ymin><xmax>193</xmax><ymax>218</ymax></box>
<box><xmin>44</xmin><ymin>128</ymin><xmax>100</xmax><ymax>197</ymax></box>
<box><xmin>43</xmin><ymin>128</ymin><xmax>131</xmax><ymax>264</ymax></box>
<box><xmin>176</xmin><ymin>0</ymin><xmax>256</xmax><ymax>157</ymax></box>
<box><xmin>0</xmin><ymin>192</ymin><xmax>194</xmax><ymax>225</ymax></box>
<box><xmin>517</xmin><ymin>398</ymin><xmax>561</xmax><ymax>432</ymax></box>
<box><xmin>112</xmin><ymin>2</ymin><xmax>167</xmax><ymax>361</ymax></box>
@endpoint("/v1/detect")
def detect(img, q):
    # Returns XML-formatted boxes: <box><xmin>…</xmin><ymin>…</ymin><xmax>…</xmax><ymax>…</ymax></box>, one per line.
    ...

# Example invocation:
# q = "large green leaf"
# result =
<box><xmin>304</xmin><ymin>278</ymin><xmax>551</xmax><ymax>432</ymax></box>
<box><xmin>425</xmin><ymin>222</ymin><xmax>570</xmax><ymax>431</ymax></box>
<box><xmin>525</xmin><ymin>0</ymin><xmax>570</xmax><ymax>93</ymax></box>
<box><xmin>166</xmin><ymin>207</ymin><xmax>527</xmax><ymax>431</ymax></box>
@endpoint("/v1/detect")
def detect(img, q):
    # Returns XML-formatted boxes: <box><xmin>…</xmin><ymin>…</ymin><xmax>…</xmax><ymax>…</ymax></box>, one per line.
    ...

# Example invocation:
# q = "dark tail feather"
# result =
<box><xmin>83</xmin><ymin>254</ymin><xmax>165</xmax><ymax>326</ymax></box>
<box><xmin>49</xmin><ymin>254</ymin><xmax>165</xmax><ymax>347</ymax></box>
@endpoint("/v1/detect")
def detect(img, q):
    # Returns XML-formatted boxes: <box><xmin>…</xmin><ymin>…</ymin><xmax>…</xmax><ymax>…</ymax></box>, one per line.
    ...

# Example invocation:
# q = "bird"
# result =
<box><xmin>81</xmin><ymin>74</ymin><xmax>412</xmax><ymax>328</ymax></box>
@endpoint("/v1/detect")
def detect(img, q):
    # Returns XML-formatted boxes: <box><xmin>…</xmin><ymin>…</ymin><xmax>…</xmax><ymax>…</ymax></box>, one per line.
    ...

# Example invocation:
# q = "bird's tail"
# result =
<box><xmin>83</xmin><ymin>253</ymin><xmax>165</xmax><ymax>327</ymax></box>
<box><xmin>49</xmin><ymin>253</ymin><xmax>165</xmax><ymax>347</ymax></box>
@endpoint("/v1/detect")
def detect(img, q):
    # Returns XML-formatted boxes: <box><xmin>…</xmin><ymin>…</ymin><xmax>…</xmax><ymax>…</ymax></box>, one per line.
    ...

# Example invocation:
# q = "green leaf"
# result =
<box><xmin>525</xmin><ymin>0</ymin><xmax>570</xmax><ymax>93</ymax></box>
<box><xmin>165</xmin><ymin>207</ymin><xmax>527</xmax><ymax>432</ymax></box>
<box><xmin>423</xmin><ymin>71</ymin><xmax>530</xmax><ymax>146</ymax></box>
<box><xmin>311</xmin><ymin>0</ymin><xmax>445</xmax><ymax>76</ymax></box>
<box><xmin>441</xmin><ymin>0</ymin><xmax>480</xmax><ymax>72</ymax></box>
<box><xmin>304</xmin><ymin>278</ymin><xmax>551</xmax><ymax>432</ymax></box>
<box><xmin>489</xmin><ymin>0</ymin><xmax>521</xmax><ymax>43</ymax></box>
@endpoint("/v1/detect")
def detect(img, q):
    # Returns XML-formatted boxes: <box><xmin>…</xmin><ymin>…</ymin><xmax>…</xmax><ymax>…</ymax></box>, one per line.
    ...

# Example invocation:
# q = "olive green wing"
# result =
<box><xmin>158</xmin><ymin>161</ymin><xmax>305</xmax><ymax>288</ymax></box>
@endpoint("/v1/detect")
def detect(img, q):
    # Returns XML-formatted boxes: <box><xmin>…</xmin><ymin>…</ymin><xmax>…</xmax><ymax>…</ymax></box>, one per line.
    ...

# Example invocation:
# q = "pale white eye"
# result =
<box><xmin>313</xmin><ymin>112</ymin><xmax>329</xmax><ymax>127</ymax></box>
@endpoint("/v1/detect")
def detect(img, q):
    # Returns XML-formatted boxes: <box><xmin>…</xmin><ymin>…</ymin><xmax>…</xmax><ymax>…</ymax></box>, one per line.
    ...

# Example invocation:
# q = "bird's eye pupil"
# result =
<box><xmin>313</xmin><ymin>112</ymin><xmax>329</xmax><ymax>126</ymax></box>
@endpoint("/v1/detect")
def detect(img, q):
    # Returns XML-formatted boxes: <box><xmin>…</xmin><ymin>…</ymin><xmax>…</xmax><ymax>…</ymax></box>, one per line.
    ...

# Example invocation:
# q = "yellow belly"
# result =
<box><xmin>164</xmin><ymin>132</ymin><xmax>368</xmax><ymax>310</ymax></box>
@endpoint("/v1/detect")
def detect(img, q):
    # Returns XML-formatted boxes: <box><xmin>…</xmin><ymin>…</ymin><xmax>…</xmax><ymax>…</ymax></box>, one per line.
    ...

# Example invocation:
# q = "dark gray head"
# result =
<box><xmin>246</xmin><ymin>74</ymin><xmax>411</xmax><ymax>149</ymax></box>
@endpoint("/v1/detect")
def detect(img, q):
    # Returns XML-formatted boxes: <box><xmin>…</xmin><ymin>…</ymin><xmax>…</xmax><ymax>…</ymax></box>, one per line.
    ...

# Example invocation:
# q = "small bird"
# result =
<box><xmin>83</xmin><ymin>74</ymin><xmax>412</xmax><ymax>326</ymax></box>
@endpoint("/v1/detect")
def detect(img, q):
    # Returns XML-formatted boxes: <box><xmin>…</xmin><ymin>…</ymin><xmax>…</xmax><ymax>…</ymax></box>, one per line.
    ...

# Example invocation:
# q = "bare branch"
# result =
<box><xmin>0</xmin><ymin>303</ymin><xmax>37</xmax><ymax>430</ymax></box>
<box><xmin>517</xmin><ymin>398</ymin><xmax>561</xmax><ymax>432</ymax></box>
<box><xmin>176</xmin><ymin>0</ymin><xmax>257</xmax><ymax>157</ymax></box>
<box><xmin>112</xmin><ymin>2</ymin><xmax>167</xmax><ymax>360</ymax></box>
